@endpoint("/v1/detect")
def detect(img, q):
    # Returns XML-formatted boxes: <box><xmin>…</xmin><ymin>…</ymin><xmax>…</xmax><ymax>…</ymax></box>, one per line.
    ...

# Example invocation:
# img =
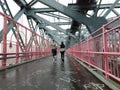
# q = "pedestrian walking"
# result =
<box><xmin>51</xmin><ymin>40</ymin><xmax>57</xmax><ymax>62</ymax></box>
<box><xmin>60</xmin><ymin>41</ymin><xmax>65</xmax><ymax>62</ymax></box>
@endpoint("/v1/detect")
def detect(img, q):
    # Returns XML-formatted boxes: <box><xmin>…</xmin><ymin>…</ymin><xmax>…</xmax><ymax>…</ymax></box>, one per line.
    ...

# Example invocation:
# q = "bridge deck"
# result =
<box><xmin>0</xmin><ymin>54</ymin><xmax>109</xmax><ymax>90</ymax></box>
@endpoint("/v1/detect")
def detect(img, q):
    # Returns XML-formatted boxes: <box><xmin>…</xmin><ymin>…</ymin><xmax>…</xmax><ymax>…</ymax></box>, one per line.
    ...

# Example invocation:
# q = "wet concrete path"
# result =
<box><xmin>0</xmin><ymin>54</ymin><xmax>109</xmax><ymax>90</ymax></box>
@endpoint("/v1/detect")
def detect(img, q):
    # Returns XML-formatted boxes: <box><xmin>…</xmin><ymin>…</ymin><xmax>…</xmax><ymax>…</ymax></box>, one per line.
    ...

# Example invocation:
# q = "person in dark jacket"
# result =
<box><xmin>60</xmin><ymin>41</ymin><xmax>65</xmax><ymax>62</ymax></box>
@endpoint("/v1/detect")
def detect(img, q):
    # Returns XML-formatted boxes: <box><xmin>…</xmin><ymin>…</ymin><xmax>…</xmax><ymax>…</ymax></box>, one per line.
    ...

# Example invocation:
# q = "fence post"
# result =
<box><xmin>88</xmin><ymin>36</ymin><xmax>91</xmax><ymax>67</ymax></box>
<box><xmin>16</xmin><ymin>25</ymin><xmax>19</xmax><ymax>64</ymax></box>
<box><xmin>2</xmin><ymin>15</ymin><xmax>7</xmax><ymax>67</ymax></box>
<box><xmin>103</xmin><ymin>25</ymin><xmax>109</xmax><ymax>79</ymax></box>
<box><xmin>25</xmin><ymin>29</ymin><xmax>28</xmax><ymax>60</ymax></box>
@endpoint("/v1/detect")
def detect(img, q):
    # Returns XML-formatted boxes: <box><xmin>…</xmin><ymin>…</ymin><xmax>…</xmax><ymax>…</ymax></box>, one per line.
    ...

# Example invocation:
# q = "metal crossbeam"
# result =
<box><xmin>103</xmin><ymin>0</ymin><xmax>120</xmax><ymax>17</ymax></box>
<box><xmin>44</xmin><ymin>27</ymin><xmax>62</xmax><ymax>44</ymax></box>
<box><xmin>0</xmin><ymin>9</ymin><xmax>26</xmax><ymax>52</ymax></box>
<box><xmin>38</xmin><ymin>0</ymin><xmax>107</xmax><ymax>32</ymax></box>
<box><xmin>68</xmin><ymin>3</ymin><xmax>120</xmax><ymax>10</ymax></box>
<box><xmin>30</xmin><ymin>8</ymin><xmax>55</xmax><ymax>13</ymax></box>
<box><xmin>41</xmin><ymin>12</ymin><xmax>71</xmax><ymax>21</ymax></box>
<box><xmin>0</xmin><ymin>0</ymin><xmax>13</xmax><ymax>17</ymax></box>
<box><xmin>26</xmin><ymin>11</ymin><xmax>76</xmax><ymax>38</ymax></box>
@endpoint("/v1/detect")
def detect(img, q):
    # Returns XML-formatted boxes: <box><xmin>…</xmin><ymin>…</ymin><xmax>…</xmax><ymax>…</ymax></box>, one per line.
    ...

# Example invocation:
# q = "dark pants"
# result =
<box><xmin>52</xmin><ymin>49</ymin><xmax>57</xmax><ymax>56</ymax></box>
<box><xmin>60</xmin><ymin>51</ymin><xmax>65</xmax><ymax>60</ymax></box>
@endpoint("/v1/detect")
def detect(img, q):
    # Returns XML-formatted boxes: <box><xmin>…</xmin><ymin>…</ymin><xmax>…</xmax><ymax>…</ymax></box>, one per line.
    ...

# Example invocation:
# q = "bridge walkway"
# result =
<box><xmin>0</xmin><ymin>54</ymin><xmax>109</xmax><ymax>90</ymax></box>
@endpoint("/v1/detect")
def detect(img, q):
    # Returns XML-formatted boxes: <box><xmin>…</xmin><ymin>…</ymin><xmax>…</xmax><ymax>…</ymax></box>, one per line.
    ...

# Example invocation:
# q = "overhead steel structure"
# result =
<box><xmin>0</xmin><ymin>0</ymin><xmax>120</xmax><ymax>48</ymax></box>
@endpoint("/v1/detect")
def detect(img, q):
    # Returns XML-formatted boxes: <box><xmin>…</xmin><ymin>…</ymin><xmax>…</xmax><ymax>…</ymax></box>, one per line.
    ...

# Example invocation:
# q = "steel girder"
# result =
<box><xmin>41</xmin><ymin>12</ymin><xmax>70</xmax><ymax>21</ymax></box>
<box><xmin>30</xmin><ymin>8</ymin><xmax>56</xmax><ymax>13</ymax></box>
<box><xmin>0</xmin><ymin>8</ymin><xmax>26</xmax><ymax>52</ymax></box>
<box><xmin>68</xmin><ymin>3</ymin><xmax>120</xmax><ymax>10</ymax></box>
<box><xmin>28</xmin><ymin>0</ymin><xmax>37</xmax><ymax>6</ymax></box>
<box><xmin>0</xmin><ymin>0</ymin><xmax>13</xmax><ymax>17</ymax></box>
<box><xmin>25</xmin><ymin>14</ymin><xmax>67</xmax><ymax>45</ymax></box>
<box><xmin>112</xmin><ymin>9</ymin><xmax>120</xmax><ymax>16</ymax></box>
<box><xmin>44</xmin><ymin>27</ymin><xmax>63</xmax><ymax>44</ymax></box>
<box><xmin>27</xmin><ymin>18</ymin><xmax>40</xmax><ymax>51</ymax></box>
<box><xmin>0</xmin><ymin>9</ymin><xmax>25</xmax><ymax>38</ymax></box>
<box><xmin>0</xmin><ymin>0</ymin><xmax>26</xmax><ymax>52</ymax></box>
<box><xmin>3</xmin><ymin>0</ymin><xmax>119</xmax><ymax>47</ymax></box>
<box><xmin>25</xmin><ymin>15</ymin><xmax>63</xmax><ymax>49</ymax></box>
<box><xmin>13</xmin><ymin>0</ymin><xmax>62</xmax><ymax>48</ymax></box>
<box><xmin>25</xmin><ymin>10</ymin><xmax>76</xmax><ymax>38</ymax></box>
<box><xmin>103</xmin><ymin>0</ymin><xmax>120</xmax><ymax>17</ymax></box>
<box><xmin>51</xmin><ymin>22</ymin><xmax>71</xmax><ymax>26</ymax></box>
<box><xmin>38</xmin><ymin>0</ymin><xmax>107</xmax><ymax>33</ymax></box>
<box><xmin>0</xmin><ymin>1</ymin><xmax>25</xmax><ymax>40</ymax></box>
<box><xmin>13</xmin><ymin>0</ymin><xmax>27</xmax><ymax>7</ymax></box>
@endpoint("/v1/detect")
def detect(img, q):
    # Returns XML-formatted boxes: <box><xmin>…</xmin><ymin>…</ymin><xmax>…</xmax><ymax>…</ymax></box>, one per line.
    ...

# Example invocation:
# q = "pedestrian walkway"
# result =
<box><xmin>0</xmin><ymin>54</ymin><xmax>109</xmax><ymax>90</ymax></box>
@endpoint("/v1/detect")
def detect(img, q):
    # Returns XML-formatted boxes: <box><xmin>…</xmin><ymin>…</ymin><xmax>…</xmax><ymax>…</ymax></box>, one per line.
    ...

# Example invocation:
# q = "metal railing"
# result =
<box><xmin>0</xmin><ymin>12</ymin><xmax>51</xmax><ymax>68</ymax></box>
<box><xmin>67</xmin><ymin>16</ymin><xmax>120</xmax><ymax>83</ymax></box>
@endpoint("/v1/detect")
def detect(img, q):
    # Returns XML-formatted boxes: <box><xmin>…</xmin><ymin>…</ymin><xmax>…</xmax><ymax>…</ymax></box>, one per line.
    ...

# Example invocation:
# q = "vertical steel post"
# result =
<box><xmin>2</xmin><ymin>15</ymin><xmax>7</xmax><ymax>67</ymax></box>
<box><xmin>88</xmin><ymin>36</ymin><xmax>91</xmax><ymax>67</ymax></box>
<box><xmin>103</xmin><ymin>25</ymin><xmax>109</xmax><ymax>79</ymax></box>
<box><xmin>25</xmin><ymin>29</ymin><xmax>28</xmax><ymax>60</ymax></box>
<box><xmin>39</xmin><ymin>36</ymin><xmax>40</xmax><ymax>57</ymax></box>
<box><xmin>36</xmin><ymin>45</ymin><xmax>37</xmax><ymax>58</ymax></box>
<box><xmin>35</xmin><ymin>34</ymin><xmax>37</xmax><ymax>58</ymax></box>
<box><xmin>31</xmin><ymin>38</ymin><xmax>33</xmax><ymax>59</ymax></box>
<box><xmin>119</xmin><ymin>31</ymin><xmax>120</xmax><ymax>52</ymax></box>
<box><xmin>16</xmin><ymin>25</ymin><xmax>19</xmax><ymax>64</ymax></box>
